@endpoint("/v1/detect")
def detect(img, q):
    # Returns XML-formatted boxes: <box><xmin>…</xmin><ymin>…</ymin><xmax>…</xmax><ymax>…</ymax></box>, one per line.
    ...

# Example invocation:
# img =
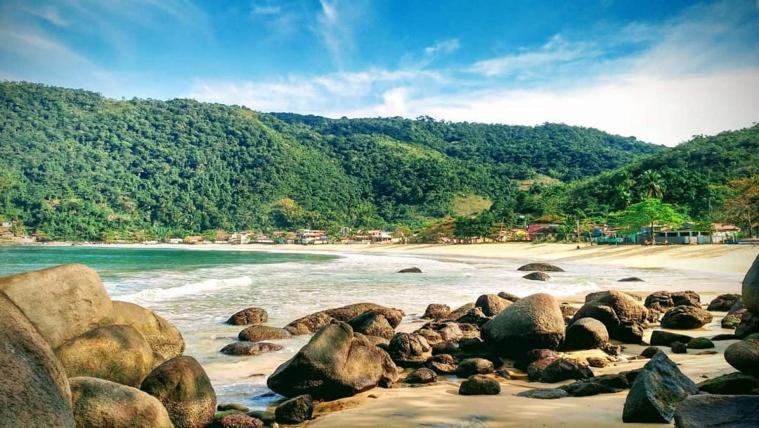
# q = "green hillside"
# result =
<box><xmin>0</xmin><ymin>82</ymin><xmax>665</xmax><ymax>240</ymax></box>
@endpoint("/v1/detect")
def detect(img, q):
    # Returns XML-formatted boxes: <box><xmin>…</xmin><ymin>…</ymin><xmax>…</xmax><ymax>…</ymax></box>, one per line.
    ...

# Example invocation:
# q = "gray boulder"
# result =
<box><xmin>742</xmin><ymin>255</ymin><xmax>759</xmax><ymax>313</ymax></box>
<box><xmin>707</xmin><ymin>294</ymin><xmax>741</xmax><ymax>311</ymax></box>
<box><xmin>674</xmin><ymin>395</ymin><xmax>759</xmax><ymax>428</ymax></box>
<box><xmin>348</xmin><ymin>310</ymin><xmax>396</xmax><ymax>339</ymax></box>
<box><xmin>724</xmin><ymin>339</ymin><xmax>759</xmax><ymax>377</ymax></box>
<box><xmin>622</xmin><ymin>352</ymin><xmax>697</xmax><ymax>423</ymax></box>
<box><xmin>275</xmin><ymin>394</ymin><xmax>313</xmax><ymax>425</ymax></box>
<box><xmin>284</xmin><ymin>303</ymin><xmax>403</xmax><ymax>335</ymax></box>
<box><xmin>564</xmin><ymin>317</ymin><xmax>609</xmax><ymax>350</ymax></box>
<box><xmin>482</xmin><ymin>293</ymin><xmax>565</xmax><ymax>358</ymax></box>
<box><xmin>267</xmin><ymin>321</ymin><xmax>398</xmax><ymax>400</ymax></box>
<box><xmin>238</xmin><ymin>325</ymin><xmax>291</xmax><ymax>342</ymax></box>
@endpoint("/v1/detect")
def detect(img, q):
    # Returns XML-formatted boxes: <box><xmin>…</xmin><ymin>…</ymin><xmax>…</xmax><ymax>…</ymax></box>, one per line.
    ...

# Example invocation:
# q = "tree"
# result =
<box><xmin>722</xmin><ymin>176</ymin><xmax>758</xmax><ymax>237</ymax></box>
<box><xmin>615</xmin><ymin>198</ymin><xmax>687</xmax><ymax>245</ymax></box>
<box><xmin>640</xmin><ymin>170</ymin><xmax>664</xmax><ymax>199</ymax></box>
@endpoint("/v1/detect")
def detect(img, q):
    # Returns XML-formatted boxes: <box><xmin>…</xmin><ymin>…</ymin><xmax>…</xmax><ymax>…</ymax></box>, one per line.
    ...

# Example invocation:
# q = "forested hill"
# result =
<box><xmin>0</xmin><ymin>81</ymin><xmax>661</xmax><ymax>240</ymax></box>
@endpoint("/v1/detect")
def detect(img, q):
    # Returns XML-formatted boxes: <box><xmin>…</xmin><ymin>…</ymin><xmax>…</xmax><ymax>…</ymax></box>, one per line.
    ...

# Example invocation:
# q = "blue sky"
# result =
<box><xmin>1</xmin><ymin>0</ymin><xmax>758</xmax><ymax>145</ymax></box>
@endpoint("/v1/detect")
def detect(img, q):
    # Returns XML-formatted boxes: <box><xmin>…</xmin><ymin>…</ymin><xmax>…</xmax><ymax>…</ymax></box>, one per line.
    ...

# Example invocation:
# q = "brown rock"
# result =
<box><xmin>111</xmin><ymin>301</ymin><xmax>185</xmax><ymax>364</ymax></box>
<box><xmin>238</xmin><ymin>325</ymin><xmax>291</xmax><ymax>342</ymax></box>
<box><xmin>70</xmin><ymin>377</ymin><xmax>172</xmax><ymax>428</ymax></box>
<box><xmin>226</xmin><ymin>307</ymin><xmax>268</xmax><ymax>325</ymax></box>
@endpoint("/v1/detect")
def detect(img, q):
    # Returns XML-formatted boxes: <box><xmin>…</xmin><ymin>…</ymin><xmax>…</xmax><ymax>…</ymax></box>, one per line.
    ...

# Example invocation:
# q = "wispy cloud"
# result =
<box><xmin>250</xmin><ymin>2</ymin><xmax>282</xmax><ymax>16</ymax></box>
<box><xmin>425</xmin><ymin>39</ymin><xmax>460</xmax><ymax>56</ymax></box>
<box><xmin>469</xmin><ymin>35</ymin><xmax>594</xmax><ymax>77</ymax></box>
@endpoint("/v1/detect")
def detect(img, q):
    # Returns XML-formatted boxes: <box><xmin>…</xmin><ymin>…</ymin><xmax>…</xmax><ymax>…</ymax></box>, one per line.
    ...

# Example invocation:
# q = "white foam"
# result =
<box><xmin>119</xmin><ymin>275</ymin><xmax>253</xmax><ymax>303</ymax></box>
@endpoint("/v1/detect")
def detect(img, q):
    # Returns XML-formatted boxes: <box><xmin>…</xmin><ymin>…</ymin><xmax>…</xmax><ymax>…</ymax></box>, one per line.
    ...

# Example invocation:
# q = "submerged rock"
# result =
<box><xmin>226</xmin><ymin>307</ymin><xmax>268</xmax><ymax>326</ymax></box>
<box><xmin>517</xmin><ymin>263</ymin><xmax>564</xmax><ymax>272</ymax></box>
<box><xmin>220</xmin><ymin>342</ymin><xmax>283</xmax><ymax>356</ymax></box>
<box><xmin>482</xmin><ymin>293</ymin><xmax>565</xmax><ymax>358</ymax></box>
<box><xmin>622</xmin><ymin>352</ymin><xmax>697</xmax><ymax>423</ymax></box>
<box><xmin>618</xmin><ymin>277</ymin><xmax>644</xmax><ymax>282</ymax></box>
<box><xmin>523</xmin><ymin>272</ymin><xmax>551</xmax><ymax>281</ymax></box>
<box><xmin>458</xmin><ymin>375</ymin><xmax>500</xmax><ymax>395</ymax></box>
<box><xmin>398</xmin><ymin>267</ymin><xmax>422</xmax><ymax>273</ymax></box>
<box><xmin>661</xmin><ymin>305</ymin><xmax>713</xmax><ymax>329</ymax></box>
<box><xmin>238</xmin><ymin>325</ymin><xmax>291</xmax><ymax>342</ymax></box>
<box><xmin>674</xmin><ymin>395</ymin><xmax>759</xmax><ymax>428</ymax></box>
<box><xmin>267</xmin><ymin>321</ymin><xmax>398</xmax><ymax>400</ymax></box>
<box><xmin>70</xmin><ymin>377</ymin><xmax>173</xmax><ymax>428</ymax></box>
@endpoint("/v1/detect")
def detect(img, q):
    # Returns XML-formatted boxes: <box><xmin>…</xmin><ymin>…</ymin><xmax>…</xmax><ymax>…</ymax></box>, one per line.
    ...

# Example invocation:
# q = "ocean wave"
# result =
<box><xmin>118</xmin><ymin>275</ymin><xmax>253</xmax><ymax>303</ymax></box>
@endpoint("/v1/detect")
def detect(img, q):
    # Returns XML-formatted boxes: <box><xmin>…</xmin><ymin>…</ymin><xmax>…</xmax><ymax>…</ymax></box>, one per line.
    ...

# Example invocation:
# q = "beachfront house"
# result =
<box><xmin>296</xmin><ymin>229</ymin><xmax>329</xmax><ymax>245</ymax></box>
<box><xmin>368</xmin><ymin>230</ymin><xmax>393</xmax><ymax>243</ymax></box>
<box><xmin>183</xmin><ymin>235</ymin><xmax>203</xmax><ymax>245</ymax></box>
<box><xmin>228</xmin><ymin>232</ymin><xmax>250</xmax><ymax>245</ymax></box>
<box><xmin>527</xmin><ymin>223</ymin><xmax>560</xmax><ymax>241</ymax></box>
<box><xmin>167</xmin><ymin>238</ymin><xmax>183</xmax><ymax>244</ymax></box>
<box><xmin>711</xmin><ymin>223</ymin><xmax>741</xmax><ymax>243</ymax></box>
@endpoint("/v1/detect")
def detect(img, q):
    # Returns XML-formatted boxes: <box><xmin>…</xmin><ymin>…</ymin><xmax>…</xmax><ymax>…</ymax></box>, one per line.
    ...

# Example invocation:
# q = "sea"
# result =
<box><xmin>0</xmin><ymin>245</ymin><xmax>742</xmax><ymax>409</ymax></box>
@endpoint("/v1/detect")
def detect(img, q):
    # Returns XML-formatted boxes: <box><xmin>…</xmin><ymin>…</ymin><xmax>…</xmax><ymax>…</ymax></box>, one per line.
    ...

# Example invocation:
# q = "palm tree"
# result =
<box><xmin>640</xmin><ymin>170</ymin><xmax>664</xmax><ymax>199</ymax></box>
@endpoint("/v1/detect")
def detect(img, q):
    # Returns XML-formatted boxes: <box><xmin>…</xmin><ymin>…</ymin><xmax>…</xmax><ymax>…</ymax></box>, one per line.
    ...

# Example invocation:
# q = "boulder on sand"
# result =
<box><xmin>55</xmin><ymin>324</ymin><xmax>154</xmax><ymax>387</ymax></box>
<box><xmin>456</xmin><ymin>358</ymin><xmax>495</xmax><ymax>378</ymax></box>
<box><xmin>274</xmin><ymin>394</ymin><xmax>313</xmax><ymax>425</ymax></box>
<box><xmin>697</xmin><ymin>372</ymin><xmax>759</xmax><ymax>395</ymax></box>
<box><xmin>571</xmin><ymin>290</ymin><xmax>652</xmax><ymax>343</ymax></box>
<box><xmin>724</xmin><ymin>339</ymin><xmax>759</xmax><ymax>377</ymax></box>
<box><xmin>220</xmin><ymin>342</ymin><xmax>283</xmax><ymax>356</ymax></box>
<box><xmin>661</xmin><ymin>305</ymin><xmax>713</xmax><ymax>329</ymax></box>
<box><xmin>523</xmin><ymin>272</ymin><xmax>551</xmax><ymax>281</ymax></box>
<box><xmin>475</xmin><ymin>294</ymin><xmax>511</xmax><ymax>316</ymax></box>
<box><xmin>517</xmin><ymin>263</ymin><xmax>564</xmax><ymax>272</ymax></box>
<box><xmin>267</xmin><ymin>320</ymin><xmax>398</xmax><ymax>400</ymax></box>
<box><xmin>564</xmin><ymin>317</ymin><xmax>609</xmax><ymax>350</ymax></box>
<box><xmin>425</xmin><ymin>354</ymin><xmax>458</xmax><ymax>374</ymax></box>
<box><xmin>284</xmin><ymin>303</ymin><xmax>403</xmax><ymax>335</ymax></box>
<box><xmin>707</xmin><ymin>294</ymin><xmax>741</xmax><ymax>311</ymax></box>
<box><xmin>238</xmin><ymin>325</ymin><xmax>291</xmax><ymax>342</ymax></box>
<box><xmin>141</xmin><ymin>356</ymin><xmax>216</xmax><ymax>428</ymax></box>
<box><xmin>348</xmin><ymin>310</ymin><xmax>396</xmax><ymax>340</ymax></box>
<box><xmin>70</xmin><ymin>377</ymin><xmax>173</xmax><ymax>428</ymax></box>
<box><xmin>528</xmin><ymin>358</ymin><xmax>593</xmax><ymax>383</ymax></box>
<box><xmin>226</xmin><ymin>307</ymin><xmax>268</xmax><ymax>326</ymax></box>
<box><xmin>622</xmin><ymin>352</ymin><xmax>697</xmax><ymax>423</ymax></box>
<box><xmin>388</xmin><ymin>332</ymin><xmax>432</xmax><ymax>367</ymax></box>
<box><xmin>0</xmin><ymin>264</ymin><xmax>113</xmax><ymax>349</ymax></box>
<box><xmin>0</xmin><ymin>293</ymin><xmax>75</xmax><ymax>427</ymax></box>
<box><xmin>645</xmin><ymin>291</ymin><xmax>701</xmax><ymax>312</ymax></box>
<box><xmin>405</xmin><ymin>367</ymin><xmax>437</xmax><ymax>384</ymax></box>
<box><xmin>111</xmin><ymin>301</ymin><xmax>185</xmax><ymax>363</ymax></box>
<box><xmin>742</xmin><ymin>255</ymin><xmax>759</xmax><ymax>313</ymax></box>
<box><xmin>422</xmin><ymin>304</ymin><xmax>451</xmax><ymax>320</ymax></box>
<box><xmin>458</xmin><ymin>375</ymin><xmax>501</xmax><ymax>395</ymax></box>
<box><xmin>650</xmin><ymin>330</ymin><xmax>693</xmax><ymax>346</ymax></box>
<box><xmin>482</xmin><ymin>293</ymin><xmax>565</xmax><ymax>358</ymax></box>
<box><xmin>674</xmin><ymin>395</ymin><xmax>759</xmax><ymax>428</ymax></box>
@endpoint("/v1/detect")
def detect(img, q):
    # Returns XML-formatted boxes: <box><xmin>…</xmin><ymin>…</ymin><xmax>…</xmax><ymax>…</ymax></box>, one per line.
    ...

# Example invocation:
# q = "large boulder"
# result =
<box><xmin>274</xmin><ymin>394</ymin><xmax>313</xmax><ymax>425</ymax></box>
<box><xmin>571</xmin><ymin>290</ymin><xmax>652</xmax><ymax>343</ymax></box>
<box><xmin>405</xmin><ymin>367</ymin><xmax>437</xmax><ymax>384</ymax></box>
<box><xmin>0</xmin><ymin>293</ymin><xmax>75</xmax><ymax>427</ymax></box>
<box><xmin>448</xmin><ymin>303</ymin><xmax>475</xmax><ymax>320</ymax></box>
<box><xmin>559</xmin><ymin>374</ymin><xmax>629</xmax><ymax>397</ymax></box>
<box><xmin>348</xmin><ymin>310</ymin><xmax>396</xmax><ymax>340</ymax></box>
<box><xmin>517</xmin><ymin>263</ymin><xmax>564</xmax><ymax>272</ymax></box>
<box><xmin>458</xmin><ymin>375</ymin><xmax>500</xmax><ymax>395</ymax></box>
<box><xmin>140</xmin><ymin>356</ymin><xmax>216</xmax><ymax>428</ymax></box>
<box><xmin>674</xmin><ymin>395</ymin><xmax>759</xmax><ymax>428</ymax></box>
<box><xmin>482</xmin><ymin>293</ymin><xmax>565</xmax><ymax>358</ymax></box>
<box><xmin>226</xmin><ymin>307</ymin><xmax>268</xmax><ymax>326</ymax></box>
<box><xmin>388</xmin><ymin>332</ymin><xmax>432</xmax><ymax>366</ymax></box>
<box><xmin>267</xmin><ymin>321</ymin><xmax>398</xmax><ymax>400</ymax></box>
<box><xmin>736</xmin><ymin>311</ymin><xmax>759</xmax><ymax>338</ymax></box>
<box><xmin>70</xmin><ymin>377</ymin><xmax>173</xmax><ymax>428</ymax></box>
<box><xmin>111</xmin><ymin>301</ymin><xmax>185</xmax><ymax>364</ymax></box>
<box><xmin>697</xmin><ymin>372</ymin><xmax>759</xmax><ymax>395</ymax></box>
<box><xmin>742</xmin><ymin>255</ymin><xmax>759</xmax><ymax>313</ymax></box>
<box><xmin>55</xmin><ymin>324</ymin><xmax>154</xmax><ymax>387</ymax></box>
<box><xmin>661</xmin><ymin>305</ymin><xmax>713</xmax><ymax>329</ymax></box>
<box><xmin>724</xmin><ymin>339</ymin><xmax>759</xmax><ymax>377</ymax></box>
<box><xmin>475</xmin><ymin>294</ymin><xmax>510</xmax><ymax>316</ymax></box>
<box><xmin>456</xmin><ymin>358</ymin><xmax>495</xmax><ymax>378</ymax></box>
<box><xmin>0</xmin><ymin>264</ymin><xmax>113</xmax><ymax>349</ymax></box>
<box><xmin>645</xmin><ymin>291</ymin><xmax>700</xmax><ymax>312</ymax></box>
<box><xmin>622</xmin><ymin>352</ymin><xmax>697</xmax><ymax>423</ymax></box>
<box><xmin>238</xmin><ymin>325</ymin><xmax>291</xmax><ymax>342</ymax></box>
<box><xmin>284</xmin><ymin>303</ymin><xmax>403</xmax><ymax>335</ymax></box>
<box><xmin>422</xmin><ymin>304</ymin><xmax>450</xmax><ymax>320</ymax></box>
<box><xmin>708</xmin><ymin>294</ymin><xmax>742</xmax><ymax>311</ymax></box>
<box><xmin>564</xmin><ymin>317</ymin><xmax>609</xmax><ymax>350</ymax></box>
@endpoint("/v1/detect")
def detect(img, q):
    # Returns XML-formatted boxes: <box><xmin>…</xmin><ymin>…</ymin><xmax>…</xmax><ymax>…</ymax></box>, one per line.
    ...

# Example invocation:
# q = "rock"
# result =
<box><xmin>111</xmin><ymin>301</ymin><xmax>185</xmax><ymax>363</ymax></box>
<box><xmin>564</xmin><ymin>317</ymin><xmax>609</xmax><ymax>350</ymax></box>
<box><xmin>482</xmin><ymin>293</ymin><xmax>565</xmax><ymax>358</ymax></box>
<box><xmin>456</xmin><ymin>358</ymin><xmax>495</xmax><ymax>377</ymax></box>
<box><xmin>226</xmin><ymin>307</ymin><xmax>268</xmax><ymax>325</ymax></box>
<box><xmin>672</xmin><ymin>291</ymin><xmax>702</xmax><ymax>307</ymax></box>
<box><xmin>645</xmin><ymin>291</ymin><xmax>701</xmax><ymax>312</ymax></box>
<box><xmin>458</xmin><ymin>375</ymin><xmax>500</xmax><ymax>395</ymax></box>
<box><xmin>560</xmin><ymin>374</ymin><xmax>629</xmax><ymax>397</ymax></box>
<box><xmin>425</xmin><ymin>354</ymin><xmax>458</xmax><ymax>374</ymax></box>
<box><xmin>661</xmin><ymin>305</ymin><xmax>714</xmax><ymax>329</ymax></box>
<box><xmin>724</xmin><ymin>339</ymin><xmax>759</xmax><ymax>376</ymax></box>
<box><xmin>514</xmin><ymin>348</ymin><xmax>560</xmax><ymax>372</ymax></box>
<box><xmin>674</xmin><ymin>394</ymin><xmax>759</xmax><ymax>428</ymax></box>
<box><xmin>587</xmin><ymin>356</ymin><xmax>610</xmax><ymax>368</ymax></box>
<box><xmin>284</xmin><ymin>303</ymin><xmax>403</xmax><ymax>335</ymax></box>
<box><xmin>475</xmin><ymin>294</ymin><xmax>511</xmax><ymax>316</ymax></box>
<box><xmin>140</xmin><ymin>356</ymin><xmax>217</xmax><ymax>428</ymax></box>
<box><xmin>348</xmin><ymin>310</ymin><xmax>396</xmax><ymax>339</ymax></box>
<box><xmin>736</xmin><ymin>311</ymin><xmax>759</xmax><ymax>338</ymax></box>
<box><xmin>220</xmin><ymin>342</ymin><xmax>283</xmax><ymax>356</ymax></box>
<box><xmin>586</xmin><ymin>290</ymin><xmax>642</xmax><ymax>302</ymax></box>
<box><xmin>398</xmin><ymin>267</ymin><xmax>422</xmax><ymax>273</ymax></box>
<box><xmin>0</xmin><ymin>293</ymin><xmax>75</xmax><ymax>427</ymax></box>
<box><xmin>55</xmin><ymin>324</ymin><xmax>154</xmax><ymax>387</ymax></box>
<box><xmin>431</xmin><ymin>341</ymin><xmax>459</xmax><ymax>355</ymax></box>
<box><xmin>414</xmin><ymin>328</ymin><xmax>444</xmax><ymax>345</ymax></box>
<box><xmin>405</xmin><ymin>367</ymin><xmax>437</xmax><ymax>384</ymax></box>
<box><xmin>559</xmin><ymin>303</ymin><xmax>578</xmax><ymax>320</ymax></box>
<box><xmin>459</xmin><ymin>337</ymin><xmax>489</xmax><ymax>356</ymax></box>
<box><xmin>742</xmin><ymin>255</ymin><xmax>759</xmax><ymax>313</ymax></box>
<box><xmin>211</xmin><ymin>414</ymin><xmax>263</xmax><ymax>428</ymax></box>
<box><xmin>523</xmin><ymin>272</ymin><xmax>551</xmax><ymax>281</ymax></box>
<box><xmin>571</xmin><ymin>290</ymin><xmax>652</xmax><ymax>343</ymax></box>
<box><xmin>0</xmin><ymin>264</ymin><xmax>113</xmax><ymax>349</ymax></box>
<box><xmin>448</xmin><ymin>303</ymin><xmax>475</xmax><ymax>320</ymax></box>
<box><xmin>650</xmin><ymin>330</ymin><xmax>693</xmax><ymax>346</ymax></box>
<box><xmin>424</xmin><ymin>321</ymin><xmax>464</xmax><ymax>342</ymax></box>
<box><xmin>708</xmin><ymin>294</ymin><xmax>742</xmax><ymax>311</ymax></box>
<box><xmin>671</xmin><ymin>341</ymin><xmax>687</xmax><ymax>354</ymax></box>
<box><xmin>528</xmin><ymin>358</ymin><xmax>593</xmax><ymax>383</ymax></box>
<box><xmin>497</xmin><ymin>291</ymin><xmax>520</xmax><ymax>302</ymax></box>
<box><xmin>238</xmin><ymin>325</ymin><xmax>291</xmax><ymax>342</ymax></box>
<box><xmin>267</xmin><ymin>320</ymin><xmax>398</xmax><ymax>400</ymax></box>
<box><xmin>218</xmin><ymin>403</ymin><xmax>249</xmax><ymax>412</ymax></box>
<box><xmin>686</xmin><ymin>337</ymin><xmax>714</xmax><ymax>349</ymax></box>
<box><xmin>622</xmin><ymin>352</ymin><xmax>697</xmax><ymax>423</ymax></box>
<box><xmin>455</xmin><ymin>307</ymin><xmax>491</xmax><ymax>326</ymax></box>
<box><xmin>246</xmin><ymin>411</ymin><xmax>275</xmax><ymax>425</ymax></box>
<box><xmin>422</xmin><ymin>304</ymin><xmax>450</xmax><ymax>320</ymax></box>
<box><xmin>641</xmin><ymin>346</ymin><xmax>662</xmax><ymax>358</ymax></box>
<box><xmin>517</xmin><ymin>263</ymin><xmax>564</xmax><ymax>272</ymax></box>
<box><xmin>712</xmin><ymin>334</ymin><xmax>738</xmax><ymax>341</ymax></box>
<box><xmin>70</xmin><ymin>377</ymin><xmax>172</xmax><ymax>428</ymax></box>
<box><xmin>458</xmin><ymin>322</ymin><xmax>481</xmax><ymax>340</ymax></box>
<box><xmin>517</xmin><ymin>388</ymin><xmax>568</xmax><ymax>399</ymax></box>
<box><xmin>388</xmin><ymin>332</ymin><xmax>432</xmax><ymax>366</ymax></box>
<box><xmin>698</xmin><ymin>372</ymin><xmax>759</xmax><ymax>394</ymax></box>
<box><xmin>275</xmin><ymin>394</ymin><xmax>313</xmax><ymax>425</ymax></box>
<box><xmin>618</xmin><ymin>277</ymin><xmax>644</xmax><ymax>282</ymax></box>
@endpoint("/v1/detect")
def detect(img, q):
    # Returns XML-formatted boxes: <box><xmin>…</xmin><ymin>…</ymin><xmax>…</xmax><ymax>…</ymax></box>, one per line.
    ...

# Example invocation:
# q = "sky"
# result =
<box><xmin>1</xmin><ymin>0</ymin><xmax>758</xmax><ymax>146</ymax></box>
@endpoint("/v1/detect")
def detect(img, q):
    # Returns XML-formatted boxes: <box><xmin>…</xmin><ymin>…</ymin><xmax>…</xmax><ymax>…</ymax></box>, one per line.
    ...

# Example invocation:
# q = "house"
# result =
<box><xmin>228</xmin><ymin>232</ymin><xmax>250</xmax><ymax>245</ymax></box>
<box><xmin>712</xmin><ymin>223</ymin><xmax>741</xmax><ymax>243</ymax></box>
<box><xmin>296</xmin><ymin>229</ymin><xmax>329</xmax><ymax>245</ymax></box>
<box><xmin>253</xmin><ymin>234</ymin><xmax>275</xmax><ymax>244</ymax></box>
<box><xmin>167</xmin><ymin>238</ymin><xmax>183</xmax><ymax>244</ymax></box>
<box><xmin>183</xmin><ymin>235</ymin><xmax>203</xmax><ymax>245</ymax></box>
<box><xmin>367</xmin><ymin>230</ymin><xmax>393</xmax><ymax>243</ymax></box>
<box><xmin>527</xmin><ymin>223</ymin><xmax>559</xmax><ymax>241</ymax></box>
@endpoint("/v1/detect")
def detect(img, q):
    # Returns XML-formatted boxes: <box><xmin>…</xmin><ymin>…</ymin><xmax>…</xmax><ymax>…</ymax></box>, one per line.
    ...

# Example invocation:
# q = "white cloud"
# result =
<box><xmin>251</xmin><ymin>4</ymin><xmax>281</xmax><ymax>15</ymax></box>
<box><xmin>469</xmin><ymin>35</ymin><xmax>594</xmax><ymax>77</ymax></box>
<box><xmin>424</xmin><ymin>39</ymin><xmax>460</xmax><ymax>56</ymax></box>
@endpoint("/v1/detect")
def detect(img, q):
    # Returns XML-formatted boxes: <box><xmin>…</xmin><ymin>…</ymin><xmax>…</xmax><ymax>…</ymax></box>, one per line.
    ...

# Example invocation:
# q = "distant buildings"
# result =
<box><xmin>296</xmin><ymin>229</ymin><xmax>329</xmax><ymax>245</ymax></box>
<box><xmin>527</xmin><ymin>223</ymin><xmax>560</xmax><ymax>241</ymax></box>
